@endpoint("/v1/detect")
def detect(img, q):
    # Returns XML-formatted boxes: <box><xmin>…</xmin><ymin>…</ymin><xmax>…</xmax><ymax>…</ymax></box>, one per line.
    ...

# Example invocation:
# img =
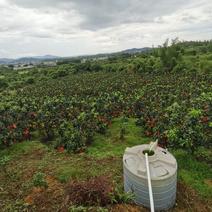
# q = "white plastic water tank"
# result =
<box><xmin>123</xmin><ymin>144</ymin><xmax>177</xmax><ymax>211</ymax></box>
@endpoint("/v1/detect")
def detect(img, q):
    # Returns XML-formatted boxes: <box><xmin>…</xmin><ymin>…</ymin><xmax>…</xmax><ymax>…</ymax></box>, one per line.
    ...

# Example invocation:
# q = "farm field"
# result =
<box><xmin>0</xmin><ymin>41</ymin><xmax>212</xmax><ymax>211</ymax></box>
<box><xmin>0</xmin><ymin>118</ymin><xmax>211</xmax><ymax>211</ymax></box>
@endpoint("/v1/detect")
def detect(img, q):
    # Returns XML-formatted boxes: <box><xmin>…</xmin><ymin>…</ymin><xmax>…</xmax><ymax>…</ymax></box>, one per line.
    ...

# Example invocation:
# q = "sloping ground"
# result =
<box><xmin>0</xmin><ymin>118</ymin><xmax>211</xmax><ymax>211</ymax></box>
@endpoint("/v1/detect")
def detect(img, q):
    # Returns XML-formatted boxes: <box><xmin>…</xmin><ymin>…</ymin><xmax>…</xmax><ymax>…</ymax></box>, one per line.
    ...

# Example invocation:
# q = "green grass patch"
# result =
<box><xmin>55</xmin><ymin>156</ymin><xmax>89</xmax><ymax>183</ymax></box>
<box><xmin>87</xmin><ymin>117</ymin><xmax>150</xmax><ymax>158</ymax></box>
<box><xmin>0</xmin><ymin>141</ymin><xmax>46</xmax><ymax>157</ymax></box>
<box><xmin>0</xmin><ymin>121</ymin><xmax>211</xmax><ymax>201</ymax></box>
<box><xmin>56</xmin><ymin>166</ymin><xmax>86</xmax><ymax>183</ymax></box>
<box><xmin>54</xmin><ymin>155</ymin><xmax>122</xmax><ymax>183</ymax></box>
<box><xmin>174</xmin><ymin>149</ymin><xmax>212</xmax><ymax>199</ymax></box>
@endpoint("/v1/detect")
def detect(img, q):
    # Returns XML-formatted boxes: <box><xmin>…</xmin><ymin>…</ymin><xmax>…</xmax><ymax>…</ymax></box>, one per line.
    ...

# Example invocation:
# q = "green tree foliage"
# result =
<box><xmin>0</xmin><ymin>39</ymin><xmax>211</xmax><ymax>155</ymax></box>
<box><xmin>0</xmin><ymin>79</ymin><xmax>8</xmax><ymax>89</ymax></box>
<box><xmin>159</xmin><ymin>38</ymin><xmax>183</xmax><ymax>71</ymax></box>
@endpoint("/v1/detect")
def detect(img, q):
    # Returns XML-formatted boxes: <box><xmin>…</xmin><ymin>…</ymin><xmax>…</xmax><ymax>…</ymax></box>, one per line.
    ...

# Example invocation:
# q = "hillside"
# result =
<box><xmin>0</xmin><ymin>55</ymin><xmax>60</xmax><ymax>65</ymax></box>
<box><xmin>0</xmin><ymin>40</ymin><xmax>211</xmax><ymax>211</ymax></box>
<box><xmin>121</xmin><ymin>47</ymin><xmax>151</xmax><ymax>54</ymax></box>
<box><xmin>0</xmin><ymin>48</ymin><xmax>152</xmax><ymax>65</ymax></box>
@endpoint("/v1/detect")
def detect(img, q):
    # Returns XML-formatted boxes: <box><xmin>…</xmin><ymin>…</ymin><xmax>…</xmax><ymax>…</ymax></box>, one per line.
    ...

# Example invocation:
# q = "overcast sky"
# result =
<box><xmin>0</xmin><ymin>0</ymin><xmax>212</xmax><ymax>58</ymax></box>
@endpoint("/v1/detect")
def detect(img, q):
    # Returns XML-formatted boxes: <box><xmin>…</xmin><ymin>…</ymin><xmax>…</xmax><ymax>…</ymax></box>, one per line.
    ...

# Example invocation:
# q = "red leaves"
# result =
<box><xmin>144</xmin><ymin>117</ymin><xmax>158</xmax><ymax>137</ymax></box>
<box><xmin>29</xmin><ymin>112</ymin><xmax>37</xmax><ymax>118</ymax></box>
<box><xmin>200</xmin><ymin>116</ymin><xmax>209</xmax><ymax>124</ymax></box>
<box><xmin>8</xmin><ymin>123</ymin><xmax>17</xmax><ymax>130</ymax></box>
<box><xmin>158</xmin><ymin>135</ymin><xmax>168</xmax><ymax>149</ymax></box>
<box><xmin>146</xmin><ymin>117</ymin><xmax>156</xmax><ymax>128</ymax></box>
<box><xmin>57</xmin><ymin>146</ymin><xmax>65</xmax><ymax>153</ymax></box>
<box><xmin>97</xmin><ymin>116</ymin><xmax>111</xmax><ymax>126</ymax></box>
<box><xmin>145</xmin><ymin>130</ymin><xmax>153</xmax><ymax>137</ymax></box>
<box><xmin>154</xmin><ymin>130</ymin><xmax>161</xmax><ymax>137</ymax></box>
<box><xmin>111</xmin><ymin>110</ymin><xmax>121</xmax><ymax>118</ymax></box>
<box><xmin>23</xmin><ymin>128</ymin><xmax>30</xmax><ymax>139</ymax></box>
<box><xmin>203</xmin><ymin>105</ymin><xmax>209</xmax><ymax>112</ymax></box>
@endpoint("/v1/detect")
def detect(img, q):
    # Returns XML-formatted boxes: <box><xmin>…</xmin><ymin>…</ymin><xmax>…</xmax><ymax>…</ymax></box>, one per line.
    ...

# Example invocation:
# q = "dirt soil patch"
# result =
<box><xmin>172</xmin><ymin>181</ymin><xmax>212</xmax><ymax>212</ymax></box>
<box><xmin>22</xmin><ymin>148</ymin><xmax>46</xmax><ymax>160</ymax></box>
<box><xmin>111</xmin><ymin>204</ymin><xmax>148</xmax><ymax>212</ymax></box>
<box><xmin>111</xmin><ymin>181</ymin><xmax>211</xmax><ymax>212</ymax></box>
<box><xmin>24</xmin><ymin>176</ymin><xmax>65</xmax><ymax>212</ymax></box>
<box><xmin>65</xmin><ymin>176</ymin><xmax>113</xmax><ymax>207</ymax></box>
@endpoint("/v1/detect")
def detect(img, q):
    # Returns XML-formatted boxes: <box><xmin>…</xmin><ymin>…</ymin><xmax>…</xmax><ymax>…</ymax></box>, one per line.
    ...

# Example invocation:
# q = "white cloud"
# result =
<box><xmin>0</xmin><ymin>0</ymin><xmax>211</xmax><ymax>58</ymax></box>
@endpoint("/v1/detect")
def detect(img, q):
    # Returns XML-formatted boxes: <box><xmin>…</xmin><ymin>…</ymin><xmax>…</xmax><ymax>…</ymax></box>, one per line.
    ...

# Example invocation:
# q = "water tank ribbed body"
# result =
<box><xmin>123</xmin><ymin>145</ymin><xmax>177</xmax><ymax>211</ymax></box>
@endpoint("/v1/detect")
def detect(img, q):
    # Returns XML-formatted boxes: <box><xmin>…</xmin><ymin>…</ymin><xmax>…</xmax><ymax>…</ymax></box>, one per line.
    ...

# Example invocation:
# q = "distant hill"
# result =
<box><xmin>0</xmin><ymin>55</ymin><xmax>60</xmax><ymax>65</ymax></box>
<box><xmin>30</xmin><ymin>55</ymin><xmax>59</xmax><ymax>60</ymax></box>
<box><xmin>0</xmin><ymin>48</ymin><xmax>152</xmax><ymax>65</ymax></box>
<box><xmin>121</xmin><ymin>47</ymin><xmax>151</xmax><ymax>54</ymax></box>
<box><xmin>0</xmin><ymin>58</ymin><xmax>14</xmax><ymax>64</ymax></box>
<box><xmin>14</xmin><ymin>55</ymin><xmax>60</xmax><ymax>64</ymax></box>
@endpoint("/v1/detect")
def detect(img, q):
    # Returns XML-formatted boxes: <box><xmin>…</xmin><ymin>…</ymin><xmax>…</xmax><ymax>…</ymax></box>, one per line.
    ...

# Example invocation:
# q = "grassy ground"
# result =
<box><xmin>87</xmin><ymin>117</ymin><xmax>150</xmax><ymax>158</ymax></box>
<box><xmin>0</xmin><ymin>118</ymin><xmax>211</xmax><ymax>211</ymax></box>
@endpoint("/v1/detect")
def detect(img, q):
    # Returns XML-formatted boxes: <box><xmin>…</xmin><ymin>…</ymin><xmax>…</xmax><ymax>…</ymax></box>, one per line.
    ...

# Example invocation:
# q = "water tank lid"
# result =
<box><xmin>123</xmin><ymin>144</ymin><xmax>177</xmax><ymax>180</ymax></box>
